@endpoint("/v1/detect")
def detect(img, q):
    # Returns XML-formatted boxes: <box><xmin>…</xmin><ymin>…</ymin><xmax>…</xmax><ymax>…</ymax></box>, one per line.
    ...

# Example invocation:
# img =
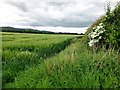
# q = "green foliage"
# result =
<box><xmin>84</xmin><ymin>2</ymin><xmax>120</xmax><ymax>50</ymax></box>
<box><xmin>102</xmin><ymin>3</ymin><xmax>120</xmax><ymax>49</ymax></box>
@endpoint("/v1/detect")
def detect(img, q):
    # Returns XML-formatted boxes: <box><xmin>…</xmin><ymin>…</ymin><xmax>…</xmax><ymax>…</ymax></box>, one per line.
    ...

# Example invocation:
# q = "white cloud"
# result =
<box><xmin>0</xmin><ymin>0</ymin><xmax>119</xmax><ymax>33</ymax></box>
<box><xmin>0</xmin><ymin>2</ymin><xmax>28</xmax><ymax>26</ymax></box>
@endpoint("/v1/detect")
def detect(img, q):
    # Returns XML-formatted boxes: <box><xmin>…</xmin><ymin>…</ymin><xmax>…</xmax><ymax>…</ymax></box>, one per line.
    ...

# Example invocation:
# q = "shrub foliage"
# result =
<box><xmin>87</xmin><ymin>2</ymin><xmax>120</xmax><ymax>50</ymax></box>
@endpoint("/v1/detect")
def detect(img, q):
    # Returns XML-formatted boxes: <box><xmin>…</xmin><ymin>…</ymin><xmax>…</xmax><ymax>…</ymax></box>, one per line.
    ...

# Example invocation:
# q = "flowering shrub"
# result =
<box><xmin>88</xmin><ymin>23</ymin><xmax>105</xmax><ymax>47</ymax></box>
<box><xmin>88</xmin><ymin>2</ymin><xmax>120</xmax><ymax>49</ymax></box>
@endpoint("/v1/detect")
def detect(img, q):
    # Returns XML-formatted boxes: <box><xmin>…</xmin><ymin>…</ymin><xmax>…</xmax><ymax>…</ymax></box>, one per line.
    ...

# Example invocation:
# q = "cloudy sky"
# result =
<box><xmin>0</xmin><ymin>0</ymin><xmax>119</xmax><ymax>33</ymax></box>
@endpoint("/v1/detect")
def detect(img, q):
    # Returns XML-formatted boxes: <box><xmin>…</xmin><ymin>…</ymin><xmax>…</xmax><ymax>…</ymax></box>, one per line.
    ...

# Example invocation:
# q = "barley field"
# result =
<box><xmin>2</xmin><ymin>32</ymin><xmax>81</xmax><ymax>87</ymax></box>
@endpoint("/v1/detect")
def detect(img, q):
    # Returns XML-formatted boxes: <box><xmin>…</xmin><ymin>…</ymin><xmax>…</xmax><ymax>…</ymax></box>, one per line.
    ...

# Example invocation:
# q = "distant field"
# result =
<box><xmin>2</xmin><ymin>32</ymin><xmax>82</xmax><ymax>87</ymax></box>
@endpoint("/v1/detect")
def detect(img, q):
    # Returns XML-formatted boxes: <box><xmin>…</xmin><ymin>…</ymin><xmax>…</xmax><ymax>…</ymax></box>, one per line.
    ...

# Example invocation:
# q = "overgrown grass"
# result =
<box><xmin>2</xmin><ymin>32</ymin><xmax>81</xmax><ymax>86</ymax></box>
<box><xmin>3</xmin><ymin>33</ymin><xmax>120</xmax><ymax>88</ymax></box>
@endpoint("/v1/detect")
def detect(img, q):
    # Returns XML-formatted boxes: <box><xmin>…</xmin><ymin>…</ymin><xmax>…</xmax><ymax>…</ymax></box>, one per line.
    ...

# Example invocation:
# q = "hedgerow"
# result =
<box><xmin>87</xmin><ymin>2</ymin><xmax>120</xmax><ymax>50</ymax></box>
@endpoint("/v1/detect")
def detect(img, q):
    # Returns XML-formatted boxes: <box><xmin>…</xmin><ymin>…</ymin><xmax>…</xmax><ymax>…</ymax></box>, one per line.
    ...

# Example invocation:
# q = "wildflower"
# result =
<box><xmin>88</xmin><ymin>40</ymin><xmax>94</xmax><ymax>47</ymax></box>
<box><xmin>99</xmin><ymin>23</ymin><xmax>103</xmax><ymax>26</ymax></box>
<box><xmin>88</xmin><ymin>22</ymin><xmax>105</xmax><ymax>47</ymax></box>
<box><xmin>98</xmin><ymin>36</ymin><xmax>102</xmax><ymax>39</ymax></box>
<box><xmin>93</xmin><ymin>27</ymin><xmax>96</xmax><ymax>30</ymax></box>
<box><xmin>99</xmin><ymin>30</ymin><xmax>104</xmax><ymax>34</ymax></box>
<box><xmin>88</xmin><ymin>39</ymin><xmax>99</xmax><ymax>47</ymax></box>
<box><xmin>96</xmin><ymin>26</ymin><xmax>101</xmax><ymax>30</ymax></box>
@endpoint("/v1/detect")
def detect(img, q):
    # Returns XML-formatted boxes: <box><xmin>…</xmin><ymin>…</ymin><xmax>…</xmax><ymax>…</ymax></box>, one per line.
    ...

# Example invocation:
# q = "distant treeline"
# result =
<box><xmin>1</xmin><ymin>27</ymin><xmax>84</xmax><ymax>35</ymax></box>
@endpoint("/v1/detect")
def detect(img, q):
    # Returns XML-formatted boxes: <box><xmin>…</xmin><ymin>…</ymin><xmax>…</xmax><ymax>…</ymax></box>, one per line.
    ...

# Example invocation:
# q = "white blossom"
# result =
<box><xmin>93</xmin><ymin>27</ymin><xmax>96</xmax><ymax>30</ymax></box>
<box><xmin>99</xmin><ymin>23</ymin><xmax>103</xmax><ymax>26</ymax></box>
<box><xmin>88</xmin><ymin>40</ymin><xmax>94</xmax><ymax>47</ymax></box>
<box><xmin>88</xmin><ymin>39</ymin><xmax>99</xmax><ymax>47</ymax></box>
<box><xmin>98</xmin><ymin>36</ymin><xmax>102</xmax><ymax>39</ymax></box>
<box><xmin>96</xmin><ymin>26</ymin><xmax>101</xmax><ymax>30</ymax></box>
<box><xmin>88</xmin><ymin>22</ymin><xmax>105</xmax><ymax>47</ymax></box>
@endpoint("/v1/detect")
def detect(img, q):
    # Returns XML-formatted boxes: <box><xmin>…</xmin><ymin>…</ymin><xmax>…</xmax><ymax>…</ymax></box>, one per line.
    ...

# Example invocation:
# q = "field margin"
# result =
<box><xmin>0</xmin><ymin>28</ymin><xmax>2</xmax><ymax>89</ymax></box>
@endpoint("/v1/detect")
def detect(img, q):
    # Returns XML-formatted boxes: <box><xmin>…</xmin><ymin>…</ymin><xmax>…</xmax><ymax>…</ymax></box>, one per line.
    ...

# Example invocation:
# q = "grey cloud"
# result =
<box><xmin>8</xmin><ymin>2</ymin><xmax>28</xmax><ymax>12</ymax></box>
<box><xmin>6</xmin><ymin>1</ymin><xmax>108</xmax><ymax>27</ymax></box>
<box><xmin>47</xmin><ymin>2</ymin><xmax>75</xmax><ymax>9</ymax></box>
<box><xmin>25</xmin><ymin>16</ymin><xmax>95</xmax><ymax>27</ymax></box>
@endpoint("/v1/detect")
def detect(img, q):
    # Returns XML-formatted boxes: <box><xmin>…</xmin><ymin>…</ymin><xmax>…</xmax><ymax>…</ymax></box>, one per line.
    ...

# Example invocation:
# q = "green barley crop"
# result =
<box><xmin>2</xmin><ymin>32</ymin><xmax>81</xmax><ymax>86</ymax></box>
